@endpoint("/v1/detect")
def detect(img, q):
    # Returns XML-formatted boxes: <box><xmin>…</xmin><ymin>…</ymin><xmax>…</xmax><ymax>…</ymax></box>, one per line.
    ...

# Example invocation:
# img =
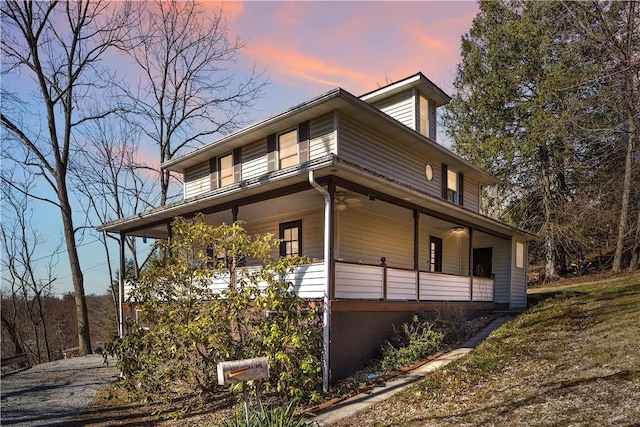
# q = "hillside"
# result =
<box><xmin>332</xmin><ymin>272</ymin><xmax>640</xmax><ymax>426</ymax></box>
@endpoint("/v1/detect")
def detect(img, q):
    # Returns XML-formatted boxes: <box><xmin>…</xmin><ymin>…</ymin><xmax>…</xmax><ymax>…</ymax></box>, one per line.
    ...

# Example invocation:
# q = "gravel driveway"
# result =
<box><xmin>1</xmin><ymin>354</ymin><xmax>119</xmax><ymax>426</ymax></box>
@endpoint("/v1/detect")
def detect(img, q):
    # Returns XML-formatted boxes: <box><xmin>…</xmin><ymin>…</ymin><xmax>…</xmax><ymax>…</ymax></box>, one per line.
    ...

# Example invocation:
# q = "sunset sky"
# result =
<box><xmin>3</xmin><ymin>1</ymin><xmax>481</xmax><ymax>296</ymax></box>
<box><xmin>224</xmin><ymin>1</ymin><xmax>479</xmax><ymax>120</ymax></box>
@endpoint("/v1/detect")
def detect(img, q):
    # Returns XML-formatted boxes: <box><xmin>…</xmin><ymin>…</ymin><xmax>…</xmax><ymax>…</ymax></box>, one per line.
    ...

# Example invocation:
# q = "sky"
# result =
<box><xmin>2</xmin><ymin>1</ymin><xmax>480</xmax><ymax>296</ymax></box>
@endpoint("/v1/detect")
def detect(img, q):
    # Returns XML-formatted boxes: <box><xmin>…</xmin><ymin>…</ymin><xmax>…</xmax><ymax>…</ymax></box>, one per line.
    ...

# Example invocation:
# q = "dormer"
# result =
<box><xmin>359</xmin><ymin>72</ymin><xmax>451</xmax><ymax>142</ymax></box>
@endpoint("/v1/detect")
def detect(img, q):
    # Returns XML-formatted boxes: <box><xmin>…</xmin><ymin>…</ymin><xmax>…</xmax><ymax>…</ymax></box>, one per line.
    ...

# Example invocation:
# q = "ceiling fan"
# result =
<box><xmin>335</xmin><ymin>192</ymin><xmax>362</xmax><ymax>211</ymax></box>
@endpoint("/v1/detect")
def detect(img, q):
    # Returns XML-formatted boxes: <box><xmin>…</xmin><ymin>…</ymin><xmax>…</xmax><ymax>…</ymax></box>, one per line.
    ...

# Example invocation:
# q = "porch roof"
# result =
<box><xmin>99</xmin><ymin>154</ymin><xmax>538</xmax><ymax>242</ymax></box>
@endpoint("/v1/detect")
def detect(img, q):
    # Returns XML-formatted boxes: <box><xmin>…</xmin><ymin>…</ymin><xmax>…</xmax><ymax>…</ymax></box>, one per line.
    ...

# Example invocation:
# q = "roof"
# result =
<box><xmin>359</xmin><ymin>72</ymin><xmax>451</xmax><ymax>107</ymax></box>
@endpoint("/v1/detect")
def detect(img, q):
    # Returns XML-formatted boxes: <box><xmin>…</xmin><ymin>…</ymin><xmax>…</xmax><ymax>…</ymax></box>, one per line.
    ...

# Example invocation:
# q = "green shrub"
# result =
<box><xmin>380</xmin><ymin>310</ymin><xmax>473</xmax><ymax>371</ymax></box>
<box><xmin>103</xmin><ymin>214</ymin><xmax>323</xmax><ymax>403</ymax></box>
<box><xmin>381</xmin><ymin>319</ymin><xmax>444</xmax><ymax>371</ymax></box>
<box><xmin>221</xmin><ymin>401</ymin><xmax>318</xmax><ymax>427</ymax></box>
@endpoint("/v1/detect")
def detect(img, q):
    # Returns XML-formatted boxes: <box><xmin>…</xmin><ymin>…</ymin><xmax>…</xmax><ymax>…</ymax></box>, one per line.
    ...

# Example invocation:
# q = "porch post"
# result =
<box><xmin>413</xmin><ymin>209</ymin><xmax>420</xmax><ymax>301</ymax></box>
<box><xmin>232</xmin><ymin>205</ymin><xmax>239</xmax><ymax>223</ymax></box>
<box><xmin>118</xmin><ymin>232</ymin><xmax>126</xmax><ymax>338</ymax></box>
<box><xmin>469</xmin><ymin>226</ymin><xmax>474</xmax><ymax>301</ymax></box>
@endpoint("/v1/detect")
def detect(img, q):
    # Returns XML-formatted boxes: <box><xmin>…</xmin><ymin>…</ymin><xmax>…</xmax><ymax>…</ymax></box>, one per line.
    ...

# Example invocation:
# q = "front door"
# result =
<box><xmin>473</xmin><ymin>247</ymin><xmax>493</xmax><ymax>278</ymax></box>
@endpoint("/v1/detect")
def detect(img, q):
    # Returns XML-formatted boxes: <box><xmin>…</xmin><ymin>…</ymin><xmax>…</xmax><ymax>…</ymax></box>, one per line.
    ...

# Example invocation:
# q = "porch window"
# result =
<box><xmin>429</xmin><ymin>236</ymin><xmax>442</xmax><ymax>272</ymax></box>
<box><xmin>279</xmin><ymin>220</ymin><xmax>302</xmax><ymax>257</ymax></box>
<box><xmin>515</xmin><ymin>241</ymin><xmax>524</xmax><ymax>269</ymax></box>
<box><xmin>218</xmin><ymin>153</ymin><xmax>234</xmax><ymax>187</ymax></box>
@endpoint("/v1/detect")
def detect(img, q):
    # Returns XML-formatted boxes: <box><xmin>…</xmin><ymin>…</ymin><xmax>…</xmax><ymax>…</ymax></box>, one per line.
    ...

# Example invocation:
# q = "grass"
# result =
<box><xmin>330</xmin><ymin>272</ymin><xmax>640</xmax><ymax>426</ymax></box>
<box><xmin>72</xmin><ymin>272</ymin><xmax>640</xmax><ymax>426</ymax></box>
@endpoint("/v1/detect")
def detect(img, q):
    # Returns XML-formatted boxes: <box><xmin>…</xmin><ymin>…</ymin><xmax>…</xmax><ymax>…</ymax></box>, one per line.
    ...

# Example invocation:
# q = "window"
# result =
<box><xmin>279</xmin><ymin>220</ymin><xmax>302</xmax><ymax>257</ymax></box>
<box><xmin>210</xmin><ymin>148</ymin><xmax>241</xmax><ymax>190</ymax></box>
<box><xmin>218</xmin><ymin>153</ymin><xmax>234</xmax><ymax>187</ymax></box>
<box><xmin>515</xmin><ymin>241</ymin><xmax>524</xmax><ymax>269</ymax></box>
<box><xmin>441</xmin><ymin>163</ymin><xmax>464</xmax><ymax>206</ymax></box>
<box><xmin>429</xmin><ymin>236</ymin><xmax>442</xmax><ymax>273</ymax></box>
<box><xmin>279</xmin><ymin>129</ymin><xmax>298</xmax><ymax>169</ymax></box>
<box><xmin>267</xmin><ymin>122</ymin><xmax>309</xmax><ymax>172</ymax></box>
<box><xmin>447</xmin><ymin>169</ymin><xmax>458</xmax><ymax>204</ymax></box>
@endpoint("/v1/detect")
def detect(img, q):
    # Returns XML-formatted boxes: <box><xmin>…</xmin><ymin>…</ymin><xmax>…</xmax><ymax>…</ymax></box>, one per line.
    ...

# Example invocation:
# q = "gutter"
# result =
<box><xmin>309</xmin><ymin>170</ymin><xmax>331</xmax><ymax>393</ymax></box>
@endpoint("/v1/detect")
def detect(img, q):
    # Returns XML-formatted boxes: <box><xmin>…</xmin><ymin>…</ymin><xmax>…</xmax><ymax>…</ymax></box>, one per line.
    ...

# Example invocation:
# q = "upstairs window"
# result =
<box><xmin>210</xmin><ymin>148</ymin><xmax>241</xmax><ymax>190</ymax></box>
<box><xmin>267</xmin><ymin>121</ymin><xmax>310</xmax><ymax>172</ymax></box>
<box><xmin>279</xmin><ymin>220</ymin><xmax>302</xmax><ymax>257</ymax></box>
<box><xmin>441</xmin><ymin>164</ymin><xmax>464</xmax><ymax>206</ymax></box>
<box><xmin>218</xmin><ymin>153</ymin><xmax>234</xmax><ymax>187</ymax></box>
<box><xmin>279</xmin><ymin>129</ymin><xmax>298</xmax><ymax>168</ymax></box>
<box><xmin>447</xmin><ymin>169</ymin><xmax>458</xmax><ymax>204</ymax></box>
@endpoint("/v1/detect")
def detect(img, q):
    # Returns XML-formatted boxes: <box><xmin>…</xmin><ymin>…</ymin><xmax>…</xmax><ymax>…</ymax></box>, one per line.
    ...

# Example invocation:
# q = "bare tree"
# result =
<box><xmin>1</xmin><ymin>173</ymin><xmax>59</xmax><ymax>362</ymax></box>
<box><xmin>124</xmin><ymin>0</ymin><xmax>267</xmax><ymax>205</ymax></box>
<box><xmin>0</xmin><ymin>1</ymin><xmax>137</xmax><ymax>354</ymax></box>
<box><xmin>565</xmin><ymin>1</ymin><xmax>640</xmax><ymax>273</ymax></box>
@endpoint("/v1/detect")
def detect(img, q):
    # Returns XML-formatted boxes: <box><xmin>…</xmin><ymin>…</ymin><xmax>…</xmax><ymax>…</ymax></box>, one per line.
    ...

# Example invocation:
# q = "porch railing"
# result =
<box><xmin>124</xmin><ymin>260</ymin><xmax>494</xmax><ymax>303</ymax></box>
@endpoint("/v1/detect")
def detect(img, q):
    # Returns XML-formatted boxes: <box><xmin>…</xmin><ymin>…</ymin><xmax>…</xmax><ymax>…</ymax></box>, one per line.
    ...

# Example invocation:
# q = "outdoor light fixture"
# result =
<box><xmin>453</xmin><ymin>226</ymin><xmax>465</xmax><ymax>232</ymax></box>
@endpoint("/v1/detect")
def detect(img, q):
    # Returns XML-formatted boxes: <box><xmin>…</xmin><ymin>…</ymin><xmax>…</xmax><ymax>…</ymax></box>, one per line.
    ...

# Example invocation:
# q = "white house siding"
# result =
<box><xmin>417</xmin><ymin>224</ymin><xmax>468</xmax><ymax>276</ymax></box>
<box><xmin>241</xmin><ymin>207</ymin><xmax>324</xmax><ymax>262</ymax></box>
<box><xmin>335</xmin><ymin>263</ymin><xmax>383</xmax><ymax>299</ymax></box>
<box><xmin>309</xmin><ymin>114</ymin><xmax>336</xmax><ymax>160</ymax></box>
<box><xmin>339</xmin><ymin>116</ymin><xmax>441</xmax><ymax>199</ymax></box>
<box><xmin>463</xmin><ymin>175</ymin><xmax>480</xmax><ymax>212</ymax></box>
<box><xmin>510</xmin><ymin>239</ymin><xmax>528</xmax><ymax>308</ymax></box>
<box><xmin>370</xmin><ymin>90</ymin><xmax>415</xmax><ymax>130</ymax></box>
<box><xmin>419</xmin><ymin>272</ymin><xmax>470</xmax><ymax>301</ymax></box>
<box><xmin>337</xmin><ymin>207</ymin><xmax>413</xmax><ymax>269</ymax></box>
<box><xmin>184</xmin><ymin>161</ymin><xmax>210</xmax><ymax>199</ymax></box>
<box><xmin>242</xmin><ymin>140</ymin><xmax>268</xmax><ymax>180</ymax></box>
<box><xmin>386</xmin><ymin>268</ymin><xmax>418</xmax><ymax>300</ymax></box>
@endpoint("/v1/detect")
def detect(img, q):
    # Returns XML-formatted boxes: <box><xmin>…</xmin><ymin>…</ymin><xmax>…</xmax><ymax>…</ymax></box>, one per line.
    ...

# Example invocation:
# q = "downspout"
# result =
<box><xmin>309</xmin><ymin>170</ymin><xmax>331</xmax><ymax>393</ymax></box>
<box><xmin>118</xmin><ymin>232</ymin><xmax>125</xmax><ymax>338</ymax></box>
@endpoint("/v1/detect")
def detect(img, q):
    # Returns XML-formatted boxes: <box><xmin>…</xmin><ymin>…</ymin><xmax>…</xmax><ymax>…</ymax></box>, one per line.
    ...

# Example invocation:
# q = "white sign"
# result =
<box><xmin>217</xmin><ymin>357</ymin><xmax>269</xmax><ymax>385</ymax></box>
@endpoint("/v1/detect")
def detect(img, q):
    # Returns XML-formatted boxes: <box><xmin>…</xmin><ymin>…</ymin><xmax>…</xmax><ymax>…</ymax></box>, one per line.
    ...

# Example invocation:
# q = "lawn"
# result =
<box><xmin>331</xmin><ymin>272</ymin><xmax>640</xmax><ymax>426</ymax></box>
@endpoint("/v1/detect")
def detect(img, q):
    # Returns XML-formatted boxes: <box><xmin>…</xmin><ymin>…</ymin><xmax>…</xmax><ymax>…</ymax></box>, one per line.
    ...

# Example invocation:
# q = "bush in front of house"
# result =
<box><xmin>380</xmin><ymin>311</ymin><xmax>476</xmax><ymax>371</ymax></box>
<box><xmin>102</xmin><ymin>214</ymin><xmax>323</xmax><ymax>405</ymax></box>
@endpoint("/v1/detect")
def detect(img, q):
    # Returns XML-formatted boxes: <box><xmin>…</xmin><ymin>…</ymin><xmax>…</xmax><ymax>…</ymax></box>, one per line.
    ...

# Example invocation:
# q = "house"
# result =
<box><xmin>100</xmin><ymin>72</ymin><xmax>536</xmax><ymax>388</ymax></box>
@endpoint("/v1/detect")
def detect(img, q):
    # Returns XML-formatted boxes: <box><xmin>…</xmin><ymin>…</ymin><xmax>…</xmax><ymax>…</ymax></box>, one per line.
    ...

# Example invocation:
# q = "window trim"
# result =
<box><xmin>279</xmin><ymin>220</ymin><xmax>302</xmax><ymax>257</ymax></box>
<box><xmin>278</xmin><ymin>128</ymin><xmax>299</xmax><ymax>169</ymax></box>
<box><xmin>218</xmin><ymin>152</ymin><xmax>234</xmax><ymax>187</ymax></box>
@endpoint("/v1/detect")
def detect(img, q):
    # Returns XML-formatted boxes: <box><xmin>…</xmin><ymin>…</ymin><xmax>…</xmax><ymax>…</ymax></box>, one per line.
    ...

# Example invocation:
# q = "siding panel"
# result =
<box><xmin>339</xmin><ymin>116</ymin><xmax>441</xmax><ymax>199</ymax></box>
<box><xmin>387</xmin><ymin>268</ymin><xmax>417</xmax><ymax>300</ymax></box>
<box><xmin>419</xmin><ymin>272</ymin><xmax>470</xmax><ymax>301</ymax></box>
<box><xmin>335</xmin><ymin>263</ymin><xmax>383</xmax><ymax>299</ymax></box>
<box><xmin>371</xmin><ymin>91</ymin><xmax>415</xmax><ymax>129</ymax></box>
<box><xmin>309</xmin><ymin>114</ymin><xmax>335</xmax><ymax>160</ymax></box>
<box><xmin>184</xmin><ymin>161</ymin><xmax>210</xmax><ymax>199</ymax></box>
<box><xmin>242</xmin><ymin>140</ymin><xmax>267</xmax><ymax>180</ymax></box>
<box><xmin>338</xmin><ymin>207</ymin><xmax>413</xmax><ymax>269</ymax></box>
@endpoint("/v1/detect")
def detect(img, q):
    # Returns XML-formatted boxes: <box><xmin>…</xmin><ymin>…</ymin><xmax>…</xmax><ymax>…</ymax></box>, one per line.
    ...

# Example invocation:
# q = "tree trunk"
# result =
<box><xmin>630</xmin><ymin>210</ymin><xmax>640</xmax><ymax>272</ymax></box>
<box><xmin>58</xmin><ymin>184</ymin><xmax>92</xmax><ymax>354</ymax></box>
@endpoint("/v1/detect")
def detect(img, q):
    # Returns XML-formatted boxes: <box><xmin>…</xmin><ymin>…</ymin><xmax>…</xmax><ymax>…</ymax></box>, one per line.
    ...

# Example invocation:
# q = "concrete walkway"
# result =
<box><xmin>312</xmin><ymin>316</ymin><xmax>513</xmax><ymax>426</ymax></box>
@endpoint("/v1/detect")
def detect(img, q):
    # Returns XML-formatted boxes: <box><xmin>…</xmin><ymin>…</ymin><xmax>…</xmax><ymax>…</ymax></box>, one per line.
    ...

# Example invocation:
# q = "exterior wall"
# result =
<box><xmin>242</xmin><ymin>207</ymin><xmax>325</xmax><ymax>262</ymax></box>
<box><xmin>510</xmin><ymin>239</ymin><xmax>528</xmax><ymax>308</ymax></box>
<box><xmin>417</xmin><ymin>222</ymin><xmax>469</xmax><ymax>276</ymax></box>
<box><xmin>309</xmin><ymin>114</ymin><xmax>336</xmax><ymax>160</ymax></box>
<box><xmin>242</xmin><ymin>139</ymin><xmax>268</xmax><ymax>180</ymax></box>
<box><xmin>337</xmin><ymin>206</ymin><xmax>413</xmax><ymax>269</ymax></box>
<box><xmin>339</xmin><ymin>116</ymin><xmax>443</xmax><ymax>200</ymax></box>
<box><xmin>463</xmin><ymin>175</ymin><xmax>480</xmax><ymax>212</ymax></box>
<box><xmin>184</xmin><ymin>161</ymin><xmax>210</xmax><ymax>199</ymax></box>
<box><xmin>370</xmin><ymin>90</ymin><xmax>415</xmax><ymax>130</ymax></box>
<box><xmin>183</xmin><ymin>115</ymin><xmax>336</xmax><ymax>200</ymax></box>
